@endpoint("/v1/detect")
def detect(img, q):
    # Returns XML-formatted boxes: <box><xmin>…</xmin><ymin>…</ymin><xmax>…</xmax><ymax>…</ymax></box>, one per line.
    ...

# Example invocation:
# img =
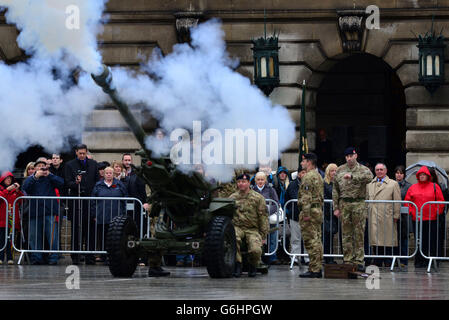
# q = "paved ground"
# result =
<box><xmin>0</xmin><ymin>259</ymin><xmax>448</xmax><ymax>300</ymax></box>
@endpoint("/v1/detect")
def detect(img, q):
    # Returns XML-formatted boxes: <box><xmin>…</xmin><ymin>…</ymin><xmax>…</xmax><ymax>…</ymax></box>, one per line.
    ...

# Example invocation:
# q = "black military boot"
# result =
<box><xmin>248</xmin><ymin>264</ymin><xmax>257</xmax><ymax>277</ymax></box>
<box><xmin>299</xmin><ymin>270</ymin><xmax>322</xmax><ymax>278</ymax></box>
<box><xmin>233</xmin><ymin>262</ymin><xmax>242</xmax><ymax>278</ymax></box>
<box><xmin>148</xmin><ymin>266</ymin><xmax>170</xmax><ymax>277</ymax></box>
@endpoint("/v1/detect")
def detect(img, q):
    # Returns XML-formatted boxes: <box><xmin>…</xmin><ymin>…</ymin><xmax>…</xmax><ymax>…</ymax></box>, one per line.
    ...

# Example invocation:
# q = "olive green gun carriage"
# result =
<box><xmin>91</xmin><ymin>65</ymin><xmax>237</xmax><ymax>278</ymax></box>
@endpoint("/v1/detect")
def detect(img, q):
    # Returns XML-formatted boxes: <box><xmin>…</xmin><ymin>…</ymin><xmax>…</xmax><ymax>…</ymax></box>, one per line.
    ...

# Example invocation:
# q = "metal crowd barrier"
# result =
<box><xmin>144</xmin><ymin>199</ymin><xmax>282</xmax><ymax>260</ymax></box>
<box><xmin>282</xmin><ymin>199</ymin><xmax>419</xmax><ymax>271</ymax></box>
<box><xmin>0</xmin><ymin>197</ymin><xmax>8</xmax><ymax>254</ymax></box>
<box><xmin>12</xmin><ymin>196</ymin><xmax>144</xmax><ymax>265</ymax></box>
<box><xmin>419</xmin><ymin>201</ymin><xmax>449</xmax><ymax>272</ymax></box>
<box><xmin>282</xmin><ymin>199</ymin><xmax>339</xmax><ymax>269</ymax></box>
<box><xmin>264</xmin><ymin>199</ymin><xmax>280</xmax><ymax>257</ymax></box>
<box><xmin>365</xmin><ymin>200</ymin><xmax>419</xmax><ymax>271</ymax></box>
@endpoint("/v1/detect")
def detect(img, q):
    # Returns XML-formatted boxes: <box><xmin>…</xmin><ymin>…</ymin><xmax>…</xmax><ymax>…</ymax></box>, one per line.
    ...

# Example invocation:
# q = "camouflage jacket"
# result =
<box><xmin>332</xmin><ymin>162</ymin><xmax>373</xmax><ymax>211</ymax></box>
<box><xmin>218</xmin><ymin>182</ymin><xmax>237</xmax><ymax>198</ymax></box>
<box><xmin>229</xmin><ymin>190</ymin><xmax>269</xmax><ymax>239</ymax></box>
<box><xmin>297</xmin><ymin>169</ymin><xmax>324</xmax><ymax>217</ymax></box>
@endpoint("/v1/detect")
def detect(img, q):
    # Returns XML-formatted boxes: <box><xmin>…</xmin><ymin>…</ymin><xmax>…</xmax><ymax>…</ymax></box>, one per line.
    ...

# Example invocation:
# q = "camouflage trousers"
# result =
<box><xmin>299</xmin><ymin>208</ymin><xmax>323</xmax><ymax>272</ymax></box>
<box><xmin>147</xmin><ymin>216</ymin><xmax>163</xmax><ymax>268</ymax></box>
<box><xmin>148</xmin><ymin>251</ymin><xmax>163</xmax><ymax>268</ymax></box>
<box><xmin>340</xmin><ymin>201</ymin><xmax>366</xmax><ymax>265</ymax></box>
<box><xmin>234</xmin><ymin>226</ymin><xmax>263</xmax><ymax>266</ymax></box>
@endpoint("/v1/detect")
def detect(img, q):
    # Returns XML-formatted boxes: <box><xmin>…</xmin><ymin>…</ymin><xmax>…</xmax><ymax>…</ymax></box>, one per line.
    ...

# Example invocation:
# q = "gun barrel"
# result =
<box><xmin>91</xmin><ymin>65</ymin><xmax>150</xmax><ymax>157</ymax></box>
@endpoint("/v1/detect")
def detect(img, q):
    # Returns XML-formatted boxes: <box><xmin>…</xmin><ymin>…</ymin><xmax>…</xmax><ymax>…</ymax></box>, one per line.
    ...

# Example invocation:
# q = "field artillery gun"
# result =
<box><xmin>92</xmin><ymin>65</ymin><xmax>237</xmax><ymax>278</ymax></box>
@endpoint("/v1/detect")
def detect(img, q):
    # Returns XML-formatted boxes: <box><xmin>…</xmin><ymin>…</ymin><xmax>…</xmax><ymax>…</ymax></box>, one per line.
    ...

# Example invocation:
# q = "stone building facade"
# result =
<box><xmin>1</xmin><ymin>0</ymin><xmax>448</xmax><ymax>173</ymax></box>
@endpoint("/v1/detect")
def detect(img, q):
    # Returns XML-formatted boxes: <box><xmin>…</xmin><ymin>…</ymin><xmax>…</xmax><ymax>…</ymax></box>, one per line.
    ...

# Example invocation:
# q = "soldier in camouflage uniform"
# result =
<box><xmin>147</xmin><ymin>212</ymin><xmax>171</xmax><ymax>277</ymax></box>
<box><xmin>217</xmin><ymin>168</ymin><xmax>255</xmax><ymax>198</ymax></box>
<box><xmin>297</xmin><ymin>153</ymin><xmax>324</xmax><ymax>278</ymax></box>
<box><xmin>332</xmin><ymin>147</ymin><xmax>373</xmax><ymax>272</ymax></box>
<box><xmin>229</xmin><ymin>173</ymin><xmax>269</xmax><ymax>277</ymax></box>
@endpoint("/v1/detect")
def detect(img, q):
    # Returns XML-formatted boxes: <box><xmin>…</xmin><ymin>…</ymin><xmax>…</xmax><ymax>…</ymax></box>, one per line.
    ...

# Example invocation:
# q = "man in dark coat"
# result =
<box><xmin>23</xmin><ymin>158</ymin><xmax>64</xmax><ymax>265</ymax></box>
<box><xmin>49</xmin><ymin>154</ymin><xmax>65</xmax><ymax>180</ymax></box>
<box><xmin>122</xmin><ymin>153</ymin><xmax>149</xmax><ymax>221</ymax></box>
<box><xmin>122</xmin><ymin>153</ymin><xmax>150</xmax><ymax>265</ymax></box>
<box><xmin>285</xmin><ymin>169</ymin><xmax>309</xmax><ymax>265</ymax></box>
<box><xmin>64</xmin><ymin>144</ymin><xmax>99</xmax><ymax>265</ymax></box>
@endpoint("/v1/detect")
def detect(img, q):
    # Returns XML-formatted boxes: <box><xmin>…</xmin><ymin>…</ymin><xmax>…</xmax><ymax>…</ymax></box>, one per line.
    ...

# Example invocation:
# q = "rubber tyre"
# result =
<box><xmin>106</xmin><ymin>215</ymin><xmax>139</xmax><ymax>277</ymax></box>
<box><xmin>204</xmin><ymin>216</ymin><xmax>236</xmax><ymax>278</ymax></box>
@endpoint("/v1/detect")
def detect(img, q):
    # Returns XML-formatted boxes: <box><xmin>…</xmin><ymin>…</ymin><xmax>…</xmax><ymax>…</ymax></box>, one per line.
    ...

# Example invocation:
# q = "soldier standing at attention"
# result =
<box><xmin>333</xmin><ymin>147</ymin><xmax>373</xmax><ymax>272</ymax></box>
<box><xmin>297</xmin><ymin>153</ymin><xmax>324</xmax><ymax>278</ymax></box>
<box><xmin>229</xmin><ymin>174</ymin><xmax>268</xmax><ymax>277</ymax></box>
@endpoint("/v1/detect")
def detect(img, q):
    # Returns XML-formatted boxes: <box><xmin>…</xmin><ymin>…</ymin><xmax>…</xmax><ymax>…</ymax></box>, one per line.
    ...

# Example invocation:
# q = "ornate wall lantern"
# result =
<box><xmin>251</xmin><ymin>18</ymin><xmax>280</xmax><ymax>96</ymax></box>
<box><xmin>417</xmin><ymin>20</ymin><xmax>446</xmax><ymax>94</ymax></box>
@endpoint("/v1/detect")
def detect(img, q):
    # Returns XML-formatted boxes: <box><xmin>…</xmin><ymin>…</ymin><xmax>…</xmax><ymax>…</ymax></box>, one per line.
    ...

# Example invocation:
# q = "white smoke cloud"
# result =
<box><xmin>0</xmin><ymin>60</ymin><xmax>103</xmax><ymax>171</ymax></box>
<box><xmin>0</xmin><ymin>0</ymin><xmax>295</xmax><ymax>183</ymax></box>
<box><xmin>0</xmin><ymin>0</ymin><xmax>107</xmax><ymax>171</ymax></box>
<box><xmin>0</xmin><ymin>0</ymin><xmax>107</xmax><ymax>74</ymax></box>
<box><xmin>109</xmin><ymin>19</ymin><xmax>296</xmax><ymax>182</ymax></box>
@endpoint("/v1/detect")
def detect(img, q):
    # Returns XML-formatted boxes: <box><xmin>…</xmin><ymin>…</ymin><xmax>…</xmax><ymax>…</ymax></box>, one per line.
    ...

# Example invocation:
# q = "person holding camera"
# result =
<box><xmin>22</xmin><ymin>158</ymin><xmax>64</xmax><ymax>265</ymax></box>
<box><xmin>64</xmin><ymin>144</ymin><xmax>99</xmax><ymax>265</ymax></box>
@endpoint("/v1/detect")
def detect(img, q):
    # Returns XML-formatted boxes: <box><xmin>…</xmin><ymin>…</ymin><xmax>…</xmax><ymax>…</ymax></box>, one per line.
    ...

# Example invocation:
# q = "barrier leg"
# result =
<box><xmin>427</xmin><ymin>258</ymin><xmax>433</xmax><ymax>273</ymax></box>
<box><xmin>289</xmin><ymin>254</ymin><xmax>297</xmax><ymax>270</ymax></box>
<box><xmin>390</xmin><ymin>257</ymin><xmax>397</xmax><ymax>272</ymax></box>
<box><xmin>18</xmin><ymin>252</ymin><xmax>24</xmax><ymax>265</ymax></box>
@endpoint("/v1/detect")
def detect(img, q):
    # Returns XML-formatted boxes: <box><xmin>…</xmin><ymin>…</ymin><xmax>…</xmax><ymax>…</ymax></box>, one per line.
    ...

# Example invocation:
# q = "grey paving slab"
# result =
<box><xmin>0</xmin><ymin>263</ymin><xmax>448</xmax><ymax>300</ymax></box>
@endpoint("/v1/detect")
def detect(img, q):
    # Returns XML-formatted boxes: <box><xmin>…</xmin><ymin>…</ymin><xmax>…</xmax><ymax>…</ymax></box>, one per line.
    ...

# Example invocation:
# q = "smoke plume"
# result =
<box><xmin>0</xmin><ymin>0</ymin><xmax>106</xmax><ymax>171</ymax></box>
<box><xmin>0</xmin><ymin>1</ymin><xmax>296</xmax><ymax>182</ymax></box>
<box><xmin>0</xmin><ymin>0</ymin><xmax>107</xmax><ymax>74</ymax></box>
<box><xmin>109</xmin><ymin>19</ymin><xmax>296</xmax><ymax>181</ymax></box>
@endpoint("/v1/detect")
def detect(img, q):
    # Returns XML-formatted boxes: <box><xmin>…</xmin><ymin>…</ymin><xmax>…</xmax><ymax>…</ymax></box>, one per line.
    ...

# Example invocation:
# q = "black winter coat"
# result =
<box><xmin>285</xmin><ymin>178</ymin><xmax>300</xmax><ymax>221</ymax></box>
<box><xmin>64</xmin><ymin>158</ymin><xmax>99</xmax><ymax>197</ymax></box>
<box><xmin>49</xmin><ymin>164</ymin><xmax>66</xmax><ymax>195</ymax></box>
<box><xmin>126</xmin><ymin>171</ymin><xmax>147</xmax><ymax>204</ymax></box>
<box><xmin>324</xmin><ymin>181</ymin><xmax>338</xmax><ymax>235</ymax></box>
<box><xmin>397</xmin><ymin>180</ymin><xmax>412</xmax><ymax>201</ymax></box>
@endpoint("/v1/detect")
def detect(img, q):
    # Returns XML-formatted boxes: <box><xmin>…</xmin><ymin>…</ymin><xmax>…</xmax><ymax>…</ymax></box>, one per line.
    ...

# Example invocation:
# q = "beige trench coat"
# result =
<box><xmin>366</xmin><ymin>176</ymin><xmax>401</xmax><ymax>247</ymax></box>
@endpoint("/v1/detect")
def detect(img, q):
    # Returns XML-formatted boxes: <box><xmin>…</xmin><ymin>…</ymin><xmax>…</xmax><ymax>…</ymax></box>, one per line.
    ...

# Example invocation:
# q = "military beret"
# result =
<box><xmin>344</xmin><ymin>147</ymin><xmax>357</xmax><ymax>156</ymax></box>
<box><xmin>236</xmin><ymin>173</ymin><xmax>251</xmax><ymax>181</ymax></box>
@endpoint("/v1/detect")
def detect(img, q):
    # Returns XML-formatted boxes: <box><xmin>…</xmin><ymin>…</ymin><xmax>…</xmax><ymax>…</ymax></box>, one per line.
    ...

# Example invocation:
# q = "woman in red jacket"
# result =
<box><xmin>405</xmin><ymin>166</ymin><xmax>445</xmax><ymax>268</ymax></box>
<box><xmin>0</xmin><ymin>172</ymin><xmax>24</xmax><ymax>265</ymax></box>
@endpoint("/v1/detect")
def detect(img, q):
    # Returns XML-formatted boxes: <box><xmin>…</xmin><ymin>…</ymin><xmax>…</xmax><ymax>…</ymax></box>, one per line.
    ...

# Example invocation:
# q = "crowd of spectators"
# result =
<box><xmin>0</xmin><ymin>144</ymin><xmax>150</xmax><ymax>265</ymax></box>
<box><xmin>0</xmin><ymin>137</ymin><xmax>448</xmax><ymax>270</ymax></box>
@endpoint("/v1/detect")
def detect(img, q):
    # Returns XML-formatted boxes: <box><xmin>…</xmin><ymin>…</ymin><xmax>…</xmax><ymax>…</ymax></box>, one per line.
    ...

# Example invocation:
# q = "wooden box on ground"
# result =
<box><xmin>324</xmin><ymin>263</ymin><xmax>357</xmax><ymax>279</ymax></box>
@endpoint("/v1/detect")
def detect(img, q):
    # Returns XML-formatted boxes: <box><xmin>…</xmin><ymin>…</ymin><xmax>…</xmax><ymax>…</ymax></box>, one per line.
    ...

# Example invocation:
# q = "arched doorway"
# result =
<box><xmin>315</xmin><ymin>53</ymin><xmax>406</xmax><ymax>172</ymax></box>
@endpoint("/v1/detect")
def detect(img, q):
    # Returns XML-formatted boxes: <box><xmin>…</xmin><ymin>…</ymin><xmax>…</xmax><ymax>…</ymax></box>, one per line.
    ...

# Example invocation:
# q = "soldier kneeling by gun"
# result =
<box><xmin>229</xmin><ymin>174</ymin><xmax>268</xmax><ymax>277</ymax></box>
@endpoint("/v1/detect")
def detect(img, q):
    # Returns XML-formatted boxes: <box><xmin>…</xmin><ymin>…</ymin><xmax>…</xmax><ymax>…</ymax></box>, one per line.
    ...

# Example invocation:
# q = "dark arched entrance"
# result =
<box><xmin>316</xmin><ymin>53</ymin><xmax>406</xmax><ymax>171</ymax></box>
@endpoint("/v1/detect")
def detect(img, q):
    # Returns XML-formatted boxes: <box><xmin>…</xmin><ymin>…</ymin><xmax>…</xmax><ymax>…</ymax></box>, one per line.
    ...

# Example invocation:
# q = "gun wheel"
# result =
<box><xmin>107</xmin><ymin>215</ymin><xmax>139</xmax><ymax>277</ymax></box>
<box><xmin>204</xmin><ymin>216</ymin><xmax>236</xmax><ymax>278</ymax></box>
